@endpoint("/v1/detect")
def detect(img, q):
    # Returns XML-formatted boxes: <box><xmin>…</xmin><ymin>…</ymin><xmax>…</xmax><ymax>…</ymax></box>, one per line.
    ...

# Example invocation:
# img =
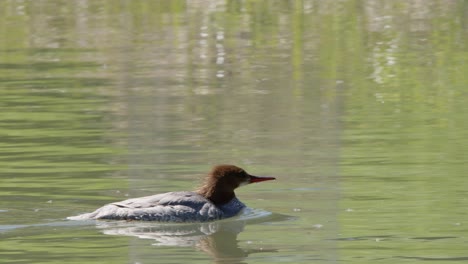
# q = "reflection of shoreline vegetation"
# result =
<box><xmin>0</xmin><ymin>0</ymin><xmax>464</xmax><ymax>174</ymax></box>
<box><xmin>0</xmin><ymin>1</ymin><xmax>464</xmax><ymax>171</ymax></box>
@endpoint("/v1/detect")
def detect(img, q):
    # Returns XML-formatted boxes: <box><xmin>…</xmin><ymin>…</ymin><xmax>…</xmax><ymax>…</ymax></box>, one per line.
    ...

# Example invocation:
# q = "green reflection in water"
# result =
<box><xmin>0</xmin><ymin>0</ymin><xmax>467</xmax><ymax>264</ymax></box>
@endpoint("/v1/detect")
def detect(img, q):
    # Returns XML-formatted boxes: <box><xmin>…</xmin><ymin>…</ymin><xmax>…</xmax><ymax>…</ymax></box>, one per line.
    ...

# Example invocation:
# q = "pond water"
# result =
<box><xmin>1</xmin><ymin>1</ymin><xmax>467</xmax><ymax>263</ymax></box>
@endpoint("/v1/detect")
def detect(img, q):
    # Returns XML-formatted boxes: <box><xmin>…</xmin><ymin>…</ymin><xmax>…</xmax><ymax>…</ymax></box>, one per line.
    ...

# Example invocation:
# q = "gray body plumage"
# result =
<box><xmin>68</xmin><ymin>191</ymin><xmax>246</xmax><ymax>222</ymax></box>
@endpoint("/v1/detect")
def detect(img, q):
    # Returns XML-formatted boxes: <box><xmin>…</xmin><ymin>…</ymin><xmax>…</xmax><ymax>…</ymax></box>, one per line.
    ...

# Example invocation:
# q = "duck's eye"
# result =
<box><xmin>237</xmin><ymin>172</ymin><xmax>247</xmax><ymax>178</ymax></box>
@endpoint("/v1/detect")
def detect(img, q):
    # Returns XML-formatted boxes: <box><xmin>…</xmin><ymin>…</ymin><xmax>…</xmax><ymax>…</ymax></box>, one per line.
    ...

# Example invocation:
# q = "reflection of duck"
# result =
<box><xmin>196</xmin><ymin>223</ymin><xmax>277</xmax><ymax>264</ymax></box>
<box><xmin>95</xmin><ymin>211</ymin><xmax>288</xmax><ymax>264</ymax></box>
<box><xmin>68</xmin><ymin>165</ymin><xmax>275</xmax><ymax>222</ymax></box>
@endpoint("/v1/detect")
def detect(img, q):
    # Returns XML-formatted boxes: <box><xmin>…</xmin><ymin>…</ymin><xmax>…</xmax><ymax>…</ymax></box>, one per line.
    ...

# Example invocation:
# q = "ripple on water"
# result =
<box><xmin>0</xmin><ymin>225</ymin><xmax>27</xmax><ymax>233</ymax></box>
<box><xmin>233</xmin><ymin>207</ymin><xmax>296</xmax><ymax>224</ymax></box>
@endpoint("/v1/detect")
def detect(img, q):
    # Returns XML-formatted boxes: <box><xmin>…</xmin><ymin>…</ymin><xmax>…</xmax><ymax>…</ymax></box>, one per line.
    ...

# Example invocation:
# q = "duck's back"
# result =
<box><xmin>68</xmin><ymin>191</ymin><xmax>245</xmax><ymax>222</ymax></box>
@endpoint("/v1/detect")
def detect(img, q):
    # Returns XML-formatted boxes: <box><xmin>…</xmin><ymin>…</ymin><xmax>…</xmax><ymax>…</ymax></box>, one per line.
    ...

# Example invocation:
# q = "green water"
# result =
<box><xmin>1</xmin><ymin>1</ymin><xmax>467</xmax><ymax>263</ymax></box>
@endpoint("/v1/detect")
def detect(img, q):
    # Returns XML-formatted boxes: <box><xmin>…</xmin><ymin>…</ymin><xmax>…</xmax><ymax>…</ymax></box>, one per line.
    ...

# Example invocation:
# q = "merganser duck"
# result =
<box><xmin>68</xmin><ymin>165</ymin><xmax>275</xmax><ymax>222</ymax></box>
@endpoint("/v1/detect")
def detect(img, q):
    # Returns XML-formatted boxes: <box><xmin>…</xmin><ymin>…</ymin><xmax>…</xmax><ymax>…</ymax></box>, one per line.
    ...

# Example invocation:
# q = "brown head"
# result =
<box><xmin>197</xmin><ymin>165</ymin><xmax>275</xmax><ymax>205</ymax></box>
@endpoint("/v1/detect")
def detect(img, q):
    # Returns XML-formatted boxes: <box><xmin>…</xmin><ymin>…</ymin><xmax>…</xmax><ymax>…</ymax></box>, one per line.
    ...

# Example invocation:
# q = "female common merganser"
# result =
<box><xmin>68</xmin><ymin>165</ymin><xmax>275</xmax><ymax>222</ymax></box>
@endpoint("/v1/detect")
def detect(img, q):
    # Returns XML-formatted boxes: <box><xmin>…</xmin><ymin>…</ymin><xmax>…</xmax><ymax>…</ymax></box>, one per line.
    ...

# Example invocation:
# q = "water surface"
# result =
<box><xmin>0</xmin><ymin>1</ymin><xmax>467</xmax><ymax>263</ymax></box>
